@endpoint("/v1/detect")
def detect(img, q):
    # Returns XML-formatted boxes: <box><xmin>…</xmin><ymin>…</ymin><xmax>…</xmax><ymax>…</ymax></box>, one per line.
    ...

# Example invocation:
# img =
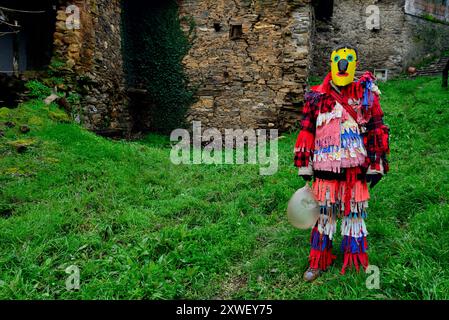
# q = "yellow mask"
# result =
<box><xmin>330</xmin><ymin>47</ymin><xmax>357</xmax><ymax>87</ymax></box>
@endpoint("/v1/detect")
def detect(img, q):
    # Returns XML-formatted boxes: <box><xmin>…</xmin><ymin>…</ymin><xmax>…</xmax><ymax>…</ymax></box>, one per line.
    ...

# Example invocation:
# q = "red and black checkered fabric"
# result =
<box><xmin>293</xmin><ymin>72</ymin><xmax>390</xmax><ymax>173</ymax></box>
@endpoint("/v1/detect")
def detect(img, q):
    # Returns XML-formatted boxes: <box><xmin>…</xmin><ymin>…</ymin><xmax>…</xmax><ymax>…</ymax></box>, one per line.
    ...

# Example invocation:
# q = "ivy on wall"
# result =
<box><xmin>122</xmin><ymin>0</ymin><xmax>195</xmax><ymax>134</ymax></box>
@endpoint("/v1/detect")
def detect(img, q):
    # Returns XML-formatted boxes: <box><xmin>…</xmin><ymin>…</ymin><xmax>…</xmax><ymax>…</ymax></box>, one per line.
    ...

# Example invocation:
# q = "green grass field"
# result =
<box><xmin>0</xmin><ymin>76</ymin><xmax>448</xmax><ymax>299</ymax></box>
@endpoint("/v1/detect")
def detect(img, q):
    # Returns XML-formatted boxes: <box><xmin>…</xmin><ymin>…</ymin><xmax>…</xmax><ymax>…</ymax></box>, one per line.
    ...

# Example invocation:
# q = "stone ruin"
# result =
<box><xmin>0</xmin><ymin>0</ymin><xmax>448</xmax><ymax>137</ymax></box>
<box><xmin>312</xmin><ymin>0</ymin><xmax>449</xmax><ymax>78</ymax></box>
<box><xmin>179</xmin><ymin>0</ymin><xmax>313</xmax><ymax>132</ymax></box>
<box><xmin>52</xmin><ymin>0</ymin><xmax>131</xmax><ymax>136</ymax></box>
<box><xmin>0</xmin><ymin>0</ymin><xmax>131</xmax><ymax>136</ymax></box>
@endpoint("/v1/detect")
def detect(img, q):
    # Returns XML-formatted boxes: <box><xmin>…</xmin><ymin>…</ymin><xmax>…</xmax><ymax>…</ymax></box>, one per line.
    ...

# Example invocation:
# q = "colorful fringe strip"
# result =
<box><xmin>309</xmin><ymin>226</ymin><xmax>337</xmax><ymax>271</ymax></box>
<box><xmin>362</xmin><ymin>79</ymin><xmax>374</xmax><ymax>111</ymax></box>
<box><xmin>312</xmin><ymin>175</ymin><xmax>370</xmax><ymax>216</ymax></box>
<box><xmin>312</xmin><ymin>107</ymin><xmax>367</xmax><ymax>173</ymax></box>
<box><xmin>294</xmin><ymin>130</ymin><xmax>315</xmax><ymax>153</ymax></box>
<box><xmin>341</xmin><ymin>235</ymin><xmax>369</xmax><ymax>274</ymax></box>
<box><xmin>309</xmin><ymin>176</ymin><xmax>370</xmax><ymax>274</ymax></box>
<box><xmin>316</xmin><ymin>104</ymin><xmax>343</xmax><ymax>127</ymax></box>
<box><xmin>317</xmin><ymin>209</ymin><xmax>338</xmax><ymax>240</ymax></box>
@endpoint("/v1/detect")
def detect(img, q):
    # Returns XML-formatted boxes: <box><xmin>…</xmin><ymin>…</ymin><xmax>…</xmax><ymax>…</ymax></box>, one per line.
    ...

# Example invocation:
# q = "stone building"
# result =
<box><xmin>52</xmin><ymin>0</ymin><xmax>131</xmax><ymax>136</ymax></box>
<box><xmin>0</xmin><ymin>0</ymin><xmax>131</xmax><ymax>136</ymax></box>
<box><xmin>0</xmin><ymin>0</ymin><xmax>448</xmax><ymax>136</ymax></box>
<box><xmin>312</xmin><ymin>0</ymin><xmax>449</xmax><ymax>77</ymax></box>
<box><xmin>179</xmin><ymin>0</ymin><xmax>313</xmax><ymax>131</ymax></box>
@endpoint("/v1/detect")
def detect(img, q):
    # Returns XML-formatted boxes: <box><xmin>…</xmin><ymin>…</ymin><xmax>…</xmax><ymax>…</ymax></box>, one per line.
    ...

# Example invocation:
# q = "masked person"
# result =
<box><xmin>294</xmin><ymin>44</ymin><xmax>390</xmax><ymax>282</ymax></box>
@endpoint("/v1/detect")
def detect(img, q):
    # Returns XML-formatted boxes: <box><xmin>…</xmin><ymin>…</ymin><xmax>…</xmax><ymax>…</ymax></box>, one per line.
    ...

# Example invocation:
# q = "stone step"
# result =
<box><xmin>416</xmin><ymin>56</ymin><xmax>449</xmax><ymax>76</ymax></box>
<box><xmin>420</xmin><ymin>66</ymin><xmax>447</xmax><ymax>72</ymax></box>
<box><xmin>416</xmin><ymin>71</ymin><xmax>446</xmax><ymax>76</ymax></box>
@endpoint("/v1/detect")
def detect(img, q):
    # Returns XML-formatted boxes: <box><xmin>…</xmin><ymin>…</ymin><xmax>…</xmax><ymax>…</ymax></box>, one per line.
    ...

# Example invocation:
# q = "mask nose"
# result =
<box><xmin>338</xmin><ymin>59</ymin><xmax>349</xmax><ymax>73</ymax></box>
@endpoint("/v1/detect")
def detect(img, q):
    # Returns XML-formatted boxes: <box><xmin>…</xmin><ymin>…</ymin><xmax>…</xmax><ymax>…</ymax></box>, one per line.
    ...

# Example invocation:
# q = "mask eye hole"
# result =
<box><xmin>333</xmin><ymin>55</ymin><xmax>340</xmax><ymax>63</ymax></box>
<box><xmin>347</xmin><ymin>54</ymin><xmax>354</xmax><ymax>62</ymax></box>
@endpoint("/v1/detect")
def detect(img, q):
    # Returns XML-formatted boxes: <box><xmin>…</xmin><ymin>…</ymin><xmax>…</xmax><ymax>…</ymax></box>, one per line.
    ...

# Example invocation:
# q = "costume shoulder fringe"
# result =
<box><xmin>357</xmin><ymin>71</ymin><xmax>381</xmax><ymax>110</ymax></box>
<box><xmin>358</xmin><ymin>71</ymin><xmax>381</xmax><ymax>95</ymax></box>
<box><xmin>304</xmin><ymin>90</ymin><xmax>323</xmax><ymax>105</ymax></box>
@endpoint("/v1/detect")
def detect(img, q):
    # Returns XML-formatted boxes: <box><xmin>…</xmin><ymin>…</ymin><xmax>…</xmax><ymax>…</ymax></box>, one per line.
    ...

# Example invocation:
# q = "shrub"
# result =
<box><xmin>25</xmin><ymin>80</ymin><xmax>52</xmax><ymax>99</ymax></box>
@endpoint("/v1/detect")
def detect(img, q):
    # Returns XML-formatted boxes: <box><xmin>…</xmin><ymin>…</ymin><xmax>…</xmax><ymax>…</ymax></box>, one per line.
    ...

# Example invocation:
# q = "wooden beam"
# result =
<box><xmin>127</xmin><ymin>88</ymin><xmax>148</xmax><ymax>94</ymax></box>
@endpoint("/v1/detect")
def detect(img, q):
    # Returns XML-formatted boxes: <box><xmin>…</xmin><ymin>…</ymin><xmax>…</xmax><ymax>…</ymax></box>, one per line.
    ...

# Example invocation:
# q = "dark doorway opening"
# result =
<box><xmin>0</xmin><ymin>0</ymin><xmax>56</xmax><ymax>107</ymax></box>
<box><xmin>313</xmin><ymin>0</ymin><xmax>334</xmax><ymax>22</ymax></box>
<box><xmin>0</xmin><ymin>0</ymin><xmax>56</xmax><ymax>74</ymax></box>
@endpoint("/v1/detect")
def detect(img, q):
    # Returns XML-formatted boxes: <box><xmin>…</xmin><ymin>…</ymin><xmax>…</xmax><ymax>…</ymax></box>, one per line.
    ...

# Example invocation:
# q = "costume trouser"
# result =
<box><xmin>308</xmin><ymin>169</ymin><xmax>370</xmax><ymax>274</ymax></box>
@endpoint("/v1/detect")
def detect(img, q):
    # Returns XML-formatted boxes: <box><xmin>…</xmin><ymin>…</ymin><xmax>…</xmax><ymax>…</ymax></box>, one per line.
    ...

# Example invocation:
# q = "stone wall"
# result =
<box><xmin>179</xmin><ymin>0</ymin><xmax>313</xmax><ymax>132</ymax></box>
<box><xmin>53</xmin><ymin>0</ymin><xmax>131</xmax><ymax>136</ymax></box>
<box><xmin>403</xmin><ymin>11</ymin><xmax>449</xmax><ymax>68</ymax></box>
<box><xmin>311</xmin><ymin>0</ymin><xmax>449</xmax><ymax>78</ymax></box>
<box><xmin>405</xmin><ymin>0</ymin><xmax>449</xmax><ymax>23</ymax></box>
<box><xmin>43</xmin><ymin>0</ymin><xmax>449</xmax><ymax>135</ymax></box>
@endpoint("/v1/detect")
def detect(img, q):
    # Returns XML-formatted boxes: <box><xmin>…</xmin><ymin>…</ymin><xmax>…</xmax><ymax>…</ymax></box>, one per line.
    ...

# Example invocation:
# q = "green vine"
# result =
<box><xmin>122</xmin><ymin>0</ymin><xmax>195</xmax><ymax>134</ymax></box>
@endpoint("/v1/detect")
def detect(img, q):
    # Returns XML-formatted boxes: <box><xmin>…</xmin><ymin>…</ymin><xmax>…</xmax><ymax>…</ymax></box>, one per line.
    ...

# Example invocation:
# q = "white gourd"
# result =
<box><xmin>287</xmin><ymin>184</ymin><xmax>320</xmax><ymax>230</ymax></box>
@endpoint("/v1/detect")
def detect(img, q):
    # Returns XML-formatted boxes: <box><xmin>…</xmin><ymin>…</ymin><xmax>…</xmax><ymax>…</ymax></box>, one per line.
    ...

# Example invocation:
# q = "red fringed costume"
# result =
<box><xmin>294</xmin><ymin>71</ymin><xmax>390</xmax><ymax>274</ymax></box>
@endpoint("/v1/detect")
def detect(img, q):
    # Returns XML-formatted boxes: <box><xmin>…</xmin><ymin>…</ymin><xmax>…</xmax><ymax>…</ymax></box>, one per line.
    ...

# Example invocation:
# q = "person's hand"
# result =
<box><xmin>366</xmin><ymin>174</ymin><xmax>382</xmax><ymax>189</ymax></box>
<box><xmin>300</xmin><ymin>175</ymin><xmax>312</xmax><ymax>182</ymax></box>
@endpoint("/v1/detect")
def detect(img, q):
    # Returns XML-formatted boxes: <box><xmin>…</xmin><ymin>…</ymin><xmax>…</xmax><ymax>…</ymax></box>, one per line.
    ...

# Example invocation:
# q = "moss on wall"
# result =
<box><xmin>122</xmin><ymin>0</ymin><xmax>195</xmax><ymax>134</ymax></box>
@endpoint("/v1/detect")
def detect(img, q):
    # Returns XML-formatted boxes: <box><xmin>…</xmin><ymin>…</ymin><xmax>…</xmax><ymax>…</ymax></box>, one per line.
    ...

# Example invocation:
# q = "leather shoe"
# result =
<box><xmin>303</xmin><ymin>267</ymin><xmax>321</xmax><ymax>282</ymax></box>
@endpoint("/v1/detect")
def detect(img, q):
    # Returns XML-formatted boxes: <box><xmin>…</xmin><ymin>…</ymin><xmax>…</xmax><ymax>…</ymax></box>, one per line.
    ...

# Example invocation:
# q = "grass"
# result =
<box><xmin>0</xmin><ymin>76</ymin><xmax>448</xmax><ymax>300</ymax></box>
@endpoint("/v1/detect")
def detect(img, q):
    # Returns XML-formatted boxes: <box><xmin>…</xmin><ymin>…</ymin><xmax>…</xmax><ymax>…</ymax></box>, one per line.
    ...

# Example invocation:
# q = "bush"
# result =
<box><xmin>25</xmin><ymin>80</ymin><xmax>52</xmax><ymax>99</ymax></box>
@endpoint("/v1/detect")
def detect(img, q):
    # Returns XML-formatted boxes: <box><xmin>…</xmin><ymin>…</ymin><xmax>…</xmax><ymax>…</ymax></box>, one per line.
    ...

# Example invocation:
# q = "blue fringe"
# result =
<box><xmin>314</xmin><ymin>145</ymin><xmax>338</xmax><ymax>155</ymax></box>
<box><xmin>351</xmin><ymin>237</ymin><xmax>360</xmax><ymax>253</ymax></box>
<box><xmin>311</xmin><ymin>229</ymin><xmax>320</xmax><ymax>250</ymax></box>
<box><xmin>347</xmin><ymin>211</ymin><xmax>368</xmax><ymax>219</ymax></box>
<box><xmin>321</xmin><ymin>235</ymin><xmax>328</xmax><ymax>251</ymax></box>
<box><xmin>362</xmin><ymin>80</ymin><xmax>374</xmax><ymax>111</ymax></box>
<box><xmin>341</xmin><ymin>235</ymin><xmax>367</xmax><ymax>254</ymax></box>
<box><xmin>314</xmin><ymin>128</ymin><xmax>364</xmax><ymax>154</ymax></box>
<box><xmin>340</xmin><ymin>128</ymin><xmax>363</xmax><ymax>149</ymax></box>
<box><xmin>310</xmin><ymin>228</ymin><xmax>332</xmax><ymax>252</ymax></box>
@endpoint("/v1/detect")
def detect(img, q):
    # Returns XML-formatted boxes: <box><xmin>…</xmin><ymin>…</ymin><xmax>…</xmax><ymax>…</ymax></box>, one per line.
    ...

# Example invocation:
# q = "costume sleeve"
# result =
<box><xmin>363</xmin><ymin>92</ymin><xmax>390</xmax><ymax>174</ymax></box>
<box><xmin>294</xmin><ymin>92</ymin><xmax>320</xmax><ymax>171</ymax></box>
